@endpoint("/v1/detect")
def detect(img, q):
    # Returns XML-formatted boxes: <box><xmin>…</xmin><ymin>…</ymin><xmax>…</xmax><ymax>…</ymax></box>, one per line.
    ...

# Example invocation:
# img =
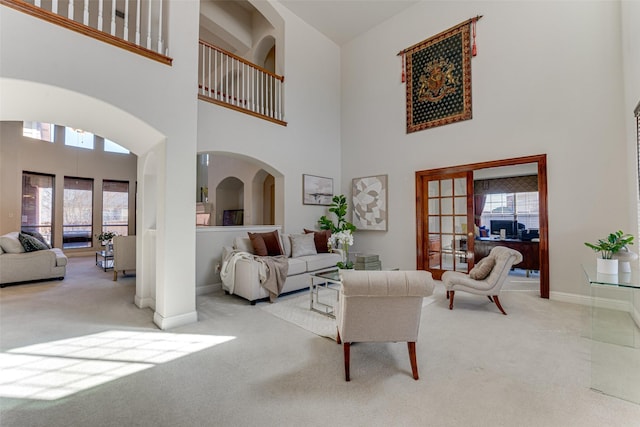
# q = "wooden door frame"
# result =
<box><xmin>416</xmin><ymin>154</ymin><xmax>549</xmax><ymax>299</ymax></box>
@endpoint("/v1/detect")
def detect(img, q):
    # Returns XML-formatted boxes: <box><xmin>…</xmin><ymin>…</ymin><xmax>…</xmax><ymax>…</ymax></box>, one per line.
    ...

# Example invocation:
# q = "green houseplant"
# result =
<box><xmin>585</xmin><ymin>230</ymin><xmax>634</xmax><ymax>274</ymax></box>
<box><xmin>584</xmin><ymin>230</ymin><xmax>634</xmax><ymax>260</ymax></box>
<box><xmin>319</xmin><ymin>195</ymin><xmax>357</xmax><ymax>269</ymax></box>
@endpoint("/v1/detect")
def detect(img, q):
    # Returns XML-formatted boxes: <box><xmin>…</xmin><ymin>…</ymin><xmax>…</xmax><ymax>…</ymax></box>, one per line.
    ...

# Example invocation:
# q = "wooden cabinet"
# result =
<box><xmin>473</xmin><ymin>239</ymin><xmax>539</xmax><ymax>271</ymax></box>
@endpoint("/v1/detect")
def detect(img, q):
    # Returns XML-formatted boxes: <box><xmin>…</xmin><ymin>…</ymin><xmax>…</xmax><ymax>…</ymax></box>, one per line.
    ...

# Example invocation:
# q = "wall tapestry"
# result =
<box><xmin>352</xmin><ymin>175</ymin><xmax>388</xmax><ymax>231</ymax></box>
<box><xmin>303</xmin><ymin>174</ymin><xmax>333</xmax><ymax>205</ymax></box>
<box><xmin>401</xmin><ymin>16</ymin><xmax>481</xmax><ymax>133</ymax></box>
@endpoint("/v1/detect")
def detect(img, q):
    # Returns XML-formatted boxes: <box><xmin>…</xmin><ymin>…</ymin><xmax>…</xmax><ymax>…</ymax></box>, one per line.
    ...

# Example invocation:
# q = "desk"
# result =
<box><xmin>582</xmin><ymin>265</ymin><xmax>640</xmax><ymax>403</ymax></box>
<box><xmin>474</xmin><ymin>238</ymin><xmax>539</xmax><ymax>271</ymax></box>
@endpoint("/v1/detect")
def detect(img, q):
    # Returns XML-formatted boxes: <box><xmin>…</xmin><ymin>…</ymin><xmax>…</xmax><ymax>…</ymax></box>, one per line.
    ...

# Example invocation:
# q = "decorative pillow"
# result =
<box><xmin>290</xmin><ymin>233</ymin><xmax>318</xmax><ymax>258</ymax></box>
<box><xmin>304</xmin><ymin>229</ymin><xmax>331</xmax><ymax>253</ymax></box>
<box><xmin>281</xmin><ymin>233</ymin><xmax>292</xmax><ymax>258</ymax></box>
<box><xmin>234</xmin><ymin>237</ymin><xmax>254</xmax><ymax>254</ymax></box>
<box><xmin>248</xmin><ymin>230</ymin><xmax>283</xmax><ymax>256</ymax></box>
<box><xmin>22</xmin><ymin>230</ymin><xmax>51</xmax><ymax>248</ymax></box>
<box><xmin>0</xmin><ymin>232</ymin><xmax>25</xmax><ymax>254</ymax></box>
<box><xmin>469</xmin><ymin>257</ymin><xmax>496</xmax><ymax>280</ymax></box>
<box><xmin>18</xmin><ymin>232</ymin><xmax>49</xmax><ymax>252</ymax></box>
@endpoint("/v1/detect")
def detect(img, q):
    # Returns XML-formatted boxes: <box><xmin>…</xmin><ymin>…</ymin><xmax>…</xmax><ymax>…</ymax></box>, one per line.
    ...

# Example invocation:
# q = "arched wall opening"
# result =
<box><xmin>198</xmin><ymin>151</ymin><xmax>283</xmax><ymax>227</ymax></box>
<box><xmin>0</xmin><ymin>77</ymin><xmax>165</xmax><ymax>315</ymax></box>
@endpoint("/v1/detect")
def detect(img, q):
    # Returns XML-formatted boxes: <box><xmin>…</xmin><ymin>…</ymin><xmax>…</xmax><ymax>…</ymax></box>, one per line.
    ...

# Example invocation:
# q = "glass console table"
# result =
<box><xmin>582</xmin><ymin>264</ymin><xmax>640</xmax><ymax>404</ymax></box>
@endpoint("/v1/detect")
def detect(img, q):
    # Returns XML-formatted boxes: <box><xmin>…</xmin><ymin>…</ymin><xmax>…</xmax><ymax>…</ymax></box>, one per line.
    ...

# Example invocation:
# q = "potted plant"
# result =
<box><xmin>96</xmin><ymin>231</ymin><xmax>117</xmax><ymax>252</ymax></box>
<box><xmin>319</xmin><ymin>195</ymin><xmax>357</xmax><ymax>268</ymax></box>
<box><xmin>584</xmin><ymin>230</ymin><xmax>634</xmax><ymax>274</ymax></box>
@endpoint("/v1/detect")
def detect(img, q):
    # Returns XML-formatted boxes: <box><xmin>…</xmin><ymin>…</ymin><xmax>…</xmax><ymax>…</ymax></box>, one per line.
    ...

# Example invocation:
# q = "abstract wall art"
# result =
<box><xmin>352</xmin><ymin>175</ymin><xmax>388</xmax><ymax>231</ymax></box>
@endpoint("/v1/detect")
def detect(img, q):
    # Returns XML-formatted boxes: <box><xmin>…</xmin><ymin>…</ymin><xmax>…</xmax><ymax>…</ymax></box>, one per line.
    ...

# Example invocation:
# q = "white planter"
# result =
<box><xmin>596</xmin><ymin>258</ymin><xmax>618</xmax><ymax>274</ymax></box>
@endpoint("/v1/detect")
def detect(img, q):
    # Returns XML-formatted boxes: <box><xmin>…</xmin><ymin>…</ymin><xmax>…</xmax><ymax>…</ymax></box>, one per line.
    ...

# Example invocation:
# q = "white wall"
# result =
<box><xmin>197</xmin><ymin>2</ymin><xmax>342</xmax><ymax>236</ymax></box>
<box><xmin>0</xmin><ymin>1</ymin><xmax>200</xmax><ymax>329</ymax></box>
<box><xmin>341</xmin><ymin>1</ymin><xmax>632</xmax><ymax>297</ymax></box>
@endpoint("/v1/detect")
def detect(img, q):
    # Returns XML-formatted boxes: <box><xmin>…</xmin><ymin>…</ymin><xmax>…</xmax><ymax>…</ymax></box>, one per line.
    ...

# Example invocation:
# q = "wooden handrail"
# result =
<box><xmin>1</xmin><ymin>0</ymin><xmax>172</xmax><ymax>66</ymax></box>
<box><xmin>199</xmin><ymin>39</ymin><xmax>283</xmax><ymax>81</ymax></box>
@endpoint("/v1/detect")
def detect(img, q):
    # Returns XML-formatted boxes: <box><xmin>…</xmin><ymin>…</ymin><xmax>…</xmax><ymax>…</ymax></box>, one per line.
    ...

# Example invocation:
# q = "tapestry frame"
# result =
<box><xmin>405</xmin><ymin>21</ymin><xmax>473</xmax><ymax>133</ymax></box>
<box><xmin>352</xmin><ymin>174</ymin><xmax>388</xmax><ymax>231</ymax></box>
<box><xmin>303</xmin><ymin>174</ymin><xmax>333</xmax><ymax>206</ymax></box>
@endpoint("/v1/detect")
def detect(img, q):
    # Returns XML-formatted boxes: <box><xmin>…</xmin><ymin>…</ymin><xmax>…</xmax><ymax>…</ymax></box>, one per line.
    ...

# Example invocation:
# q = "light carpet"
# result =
<box><xmin>259</xmin><ymin>289</ymin><xmax>437</xmax><ymax>340</ymax></box>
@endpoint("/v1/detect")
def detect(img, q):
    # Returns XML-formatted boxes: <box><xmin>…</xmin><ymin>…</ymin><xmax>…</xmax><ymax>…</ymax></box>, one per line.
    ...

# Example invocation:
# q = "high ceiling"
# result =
<box><xmin>279</xmin><ymin>0</ymin><xmax>419</xmax><ymax>45</ymax></box>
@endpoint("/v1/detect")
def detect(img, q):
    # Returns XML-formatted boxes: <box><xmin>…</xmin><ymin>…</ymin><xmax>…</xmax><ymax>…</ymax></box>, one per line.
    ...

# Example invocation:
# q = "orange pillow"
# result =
<box><xmin>248</xmin><ymin>231</ymin><xmax>283</xmax><ymax>256</ymax></box>
<box><xmin>304</xmin><ymin>229</ymin><xmax>332</xmax><ymax>253</ymax></box>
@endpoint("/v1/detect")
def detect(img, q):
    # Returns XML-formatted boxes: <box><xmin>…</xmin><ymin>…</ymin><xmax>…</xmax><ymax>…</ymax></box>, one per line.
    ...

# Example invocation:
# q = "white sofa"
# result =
<box><xmin>0</xmin><ymin>232</ymin><xmax>68</xmax><ymax>286</ymax></box>
<box><xmin>222</xmin><ymin>233</ymin><xmax>343</xmax><ymax>304</ymax></box>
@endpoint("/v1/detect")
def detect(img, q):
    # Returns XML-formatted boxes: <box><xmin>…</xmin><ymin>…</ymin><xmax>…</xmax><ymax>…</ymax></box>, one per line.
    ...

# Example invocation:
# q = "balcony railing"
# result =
<box><xmin>1</xmin><ymin>0</ymin><xmax>171</xmax><ymax>65</ymax></box>
<box><xmin>198</xmin><ymin>40</ymin><xmax>286</xmax><ymax>126</ymax></box>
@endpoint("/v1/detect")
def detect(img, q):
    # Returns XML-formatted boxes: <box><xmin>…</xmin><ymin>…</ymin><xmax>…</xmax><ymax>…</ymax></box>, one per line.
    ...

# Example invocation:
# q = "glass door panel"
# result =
<box><xmin>423</xmin><ymin>172</ymin><xmax>473</xmax><ymax>279</ymax></box>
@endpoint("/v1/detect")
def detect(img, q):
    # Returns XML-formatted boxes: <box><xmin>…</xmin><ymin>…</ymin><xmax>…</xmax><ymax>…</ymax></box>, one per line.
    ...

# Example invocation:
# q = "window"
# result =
<box><xmin>481</xmin><ymin>192</ymin><xmax>539</xmax><ymax>233</ymax></box>
<box><xmin>104</xmin><ymin>139</ymin><xmax>129</xmax><ymax>154</ymax></box>
<box><xmin>64</xmin><ymin>128</ymin><xmax>94</xmax><ymax>149</ymax></box>
<box><xmin>102</xmin><ymin>180</ymin><xmax>129</xmax><ymax>237</ymax></box>
<box><xmin>63</xmin><ymin>177</ymin><xmax>93</xmax><ymax>248</ymax></box>
<box><xmin>21</xmin><ymin>172</ymin><xmax>55</xmax><ymax>246</ymax></box>
<box><xmin>23</xmin><ymin>121</ymin><xmax>55</xmax><ymax>142</ymax></box>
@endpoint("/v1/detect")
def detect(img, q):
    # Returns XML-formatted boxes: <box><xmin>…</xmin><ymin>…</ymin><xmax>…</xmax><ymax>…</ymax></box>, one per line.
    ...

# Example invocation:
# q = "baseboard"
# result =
<box><xmin>135</xmin><ymin>295</ymin><xmax>155</xmax><ymax>310</ymax></box>
<box><xmin>197</xmin><ymin>282</ymin><xmax>222</xmax><ymax>296</ymax></box>
<box><xmin>153</xmin><ymin>311</ymin><xmax>198</xmax><ymax>330</ymax></box>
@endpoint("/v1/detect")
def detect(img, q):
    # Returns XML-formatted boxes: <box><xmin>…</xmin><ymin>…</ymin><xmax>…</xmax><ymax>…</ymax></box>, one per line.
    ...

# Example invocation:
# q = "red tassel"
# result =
<box><xmin>472</xmin><ymin>19</ymin><xmax>477</xmax><ymax>56</ymax></box>
<box><xmin>401</xmin><ymin>53</ymin><xmax>406</xmax><ymax>83</ymax></box>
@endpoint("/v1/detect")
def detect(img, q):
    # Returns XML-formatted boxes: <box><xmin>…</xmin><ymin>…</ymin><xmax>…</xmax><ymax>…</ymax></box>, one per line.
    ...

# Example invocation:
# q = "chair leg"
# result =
<box><xmin>448</xmin><ymin>291</ymin><xmax>455</xmax><ymax>310</ymax></box>
<box><xmin>446</xmin><ymin>290</ymin><xmax>449</xmax><ymax>299</ymax></box>
<box><xmin>407</xmin><ymin>342</ymin><xmax>419</xmax><ymax>380</ymax></box>
<box><xmin>343</xmin><ymin>343</ymin><xmax>351</xmax><ymax>381</ymax></box>
<box><xmin>493</xmin><ymin>295</ymin><xmax>507</xmax><ymax>315</ymax></box>
<box><xmin>336</xmin><ymin>329</ymin><xmax>342</xmax><ymax>344</ymax></box>
<box><xmin>113</xmin><ymin>271</ymin><xmax>118</xmax><ymax>281</ymax></box>
<box><xmin>487</xmin><ymin>295</ymin><xmax>494</xmax><ymax>302</ymax></box>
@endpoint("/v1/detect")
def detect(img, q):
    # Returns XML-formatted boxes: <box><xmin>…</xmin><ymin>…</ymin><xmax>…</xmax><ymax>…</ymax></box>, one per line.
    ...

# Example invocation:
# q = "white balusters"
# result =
<box><xmin>146</xmin><ymin>0</ymin><xmax>152</xmax><ymax>49</ymax></box>
<box><xmin>26</xmin><ymin>0</ymin><xmax>169</xmax><ymax>57</ymax></box>
<box><xmin>110</xmin><ymin>0</ymin><xmax>116</xmax><ymax>36</ymax></box>
<box><xmin>135</xmin><ymin>0</ymin><xmax>141</xmax><ymax>45</ymax></box>
<box><xmin>123</xmin><ymin>0</ymin><xmax>129</xmax><ymax>42</ymax></box>
<box><xmin>197</xmin><ymin>41</ymin><xmax>285</xmax><ymax>122</ymax></box>
<box><xmin>98</xmin><ymin>0</ymin><xmax>104</xmax><ymax>31</ymax></box>
<box><xmin>83</xmin><ymin>0</ymin><xmax>89</xmax><ymax>25</ymax></box>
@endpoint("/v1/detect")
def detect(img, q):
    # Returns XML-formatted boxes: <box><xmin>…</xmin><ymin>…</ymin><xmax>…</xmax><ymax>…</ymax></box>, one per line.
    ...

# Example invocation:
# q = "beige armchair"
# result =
<box><xmin>336</xmin><ymin>270</ymin><xmax>435</xmax><ymax>381</ymax></box>
<box><xmin>112</xmin><ymin>235</ymin><xmax>136</xmax><ymax>281</ymax></box>
<box><xmin>442</xmin><ymin>246</ymin><xmax>523</xmax><ymax>315</ymax></box>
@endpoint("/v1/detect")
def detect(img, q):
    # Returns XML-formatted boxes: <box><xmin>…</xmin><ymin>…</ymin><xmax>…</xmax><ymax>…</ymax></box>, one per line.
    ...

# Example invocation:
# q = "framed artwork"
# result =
<box><xmin>352</xmin><ymin>175</ymin><xmax>388</xmax><ymax>231</ymax></box>
<box><xmin>403</xmin><ymin>18</ymin><xmax>475</xmax><ymax>133</ymax></box>
<box><xmin>303</xmin><ymin>174</ymin><xmax>333</xmax><ymax>205</ymax></box>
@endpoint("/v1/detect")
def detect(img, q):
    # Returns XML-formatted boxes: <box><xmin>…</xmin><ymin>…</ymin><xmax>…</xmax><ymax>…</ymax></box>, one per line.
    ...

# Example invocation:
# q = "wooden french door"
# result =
<box><xmin>417</xmin><ymin>171</ymin><xmax>474</xmax><ymax>280</ymax></box>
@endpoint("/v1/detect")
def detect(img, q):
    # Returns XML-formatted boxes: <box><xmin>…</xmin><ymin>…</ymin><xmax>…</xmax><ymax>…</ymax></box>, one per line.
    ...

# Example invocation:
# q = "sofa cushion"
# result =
<box><xmin>304</xmin><ymin>229</ymin><xmax>331</xmax><ymax>253</ymax></box>
<box><xmin>469</xmin><ymin>256</ymin><xmax>496</xmax><ymax>280</ymax></box>
<box><xmin>299</xmin><ymin>252</ymin><xmax>342</xmax><ymax>272</ymax></box>
<box><xmin>18</xmin><ymin>233</ymin><xmax>49</xmax><ymax>252</ymax></box>
<box><xmin>287</xmin><ymin>257</ymin><xmax>307</xmax><ymax>276</ymax></box>
<box><xmin>234</xmin><ymin>236</ymin><xmax>254</xmax><ymax>254</ymax></box>
<box><xmin>281</xmin><ymin>233</ymin><xmax>292</xmax><ymax>258</ymax></box>
<box><xmin>290</xmin><ymin>233</ymin><xmax>317</xmax><ymax>258</ymax></box>
<box><xmin>22</xmin><ymin>230</ymin><xmax>51</xmax><ymax>248</ymax></box>
<box><xmin>0</xmin><ymin>232</ymin><xmax>25</xmax><ymax>254</ymax></box>
<box><xmin>248</xmin><ymin>230</ymin><xmax>283</xmax><ymax>256</ymax></box>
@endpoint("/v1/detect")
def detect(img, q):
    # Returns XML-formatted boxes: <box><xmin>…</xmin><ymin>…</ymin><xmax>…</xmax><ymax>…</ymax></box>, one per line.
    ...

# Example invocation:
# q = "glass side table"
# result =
<box><xmin>581</xmin><ymin>264</ymin><xmax>640</xmax><ymax>404</ymax></box>
<box><xmin>96</xmin><ymin>250</ymin><xmax>114</xmax><ymax>271</ymax></box>
<box><xmin>310</xmin><ymin>268</ymin><xmax>341</xmax><ymax>318</ymax></box>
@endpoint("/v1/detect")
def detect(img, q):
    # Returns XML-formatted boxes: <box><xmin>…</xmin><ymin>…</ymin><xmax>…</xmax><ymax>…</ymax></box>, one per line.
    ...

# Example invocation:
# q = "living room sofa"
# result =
<box><xmin>0</xmin><ymin>232</ymin><xmax>68</xmax><ymax>286</ymax></box>
<box><xmin>221</xmin><ymin>231</ymin><xmax>343</xmax><ymax>304</ymax></box>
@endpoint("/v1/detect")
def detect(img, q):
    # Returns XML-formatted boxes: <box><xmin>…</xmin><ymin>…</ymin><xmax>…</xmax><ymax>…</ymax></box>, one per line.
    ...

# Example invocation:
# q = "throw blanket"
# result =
<box><xmin>220</xmin><ymin>250</ymin><xmax>289</xmax><ymax>302</ymax></box>
<box><xmin>256</xmin><ymin>255</ymin><xmax>289</xmax><ymax>302</ymax></box>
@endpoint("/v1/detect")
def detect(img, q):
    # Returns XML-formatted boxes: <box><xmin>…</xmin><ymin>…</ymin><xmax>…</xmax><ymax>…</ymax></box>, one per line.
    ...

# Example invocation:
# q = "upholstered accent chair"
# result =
<box><xmin>336</xmin><ymin>270</ymin><xmax>435</xmax><ymax>381</ymax></box>
<box><xmin>112</xmin><ymin>235</ymin><xmax>136</xmax><ymax>281</ymax></box>
<box><xmin>442</xmin><ymin>246</ymin><xmax>523</xmax><ymax>315</ymax></box>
